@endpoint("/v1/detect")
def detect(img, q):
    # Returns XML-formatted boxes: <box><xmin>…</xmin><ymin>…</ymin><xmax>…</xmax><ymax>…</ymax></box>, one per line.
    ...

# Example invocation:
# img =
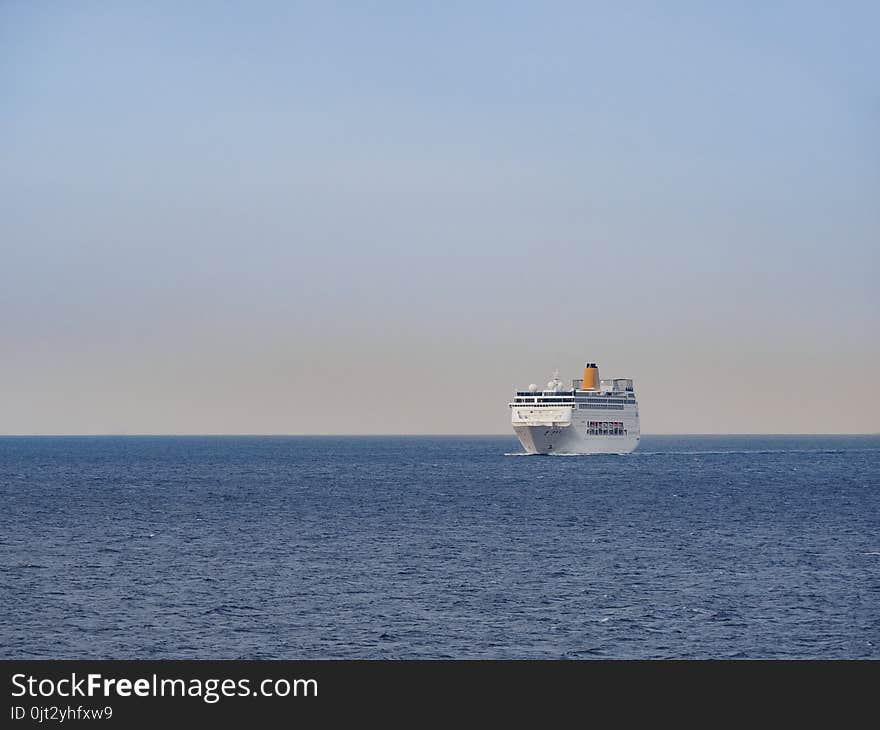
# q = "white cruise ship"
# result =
<box><xmin>509</xmin><ymin>362</ymin><xmax>640</xmax><ymax>454</ymax></box>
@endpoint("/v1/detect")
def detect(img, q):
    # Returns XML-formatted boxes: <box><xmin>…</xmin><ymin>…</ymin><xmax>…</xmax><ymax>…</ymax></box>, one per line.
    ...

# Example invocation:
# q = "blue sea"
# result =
<box><xmin>2</xmin><ymin>435</ymin><xmax>879</xmax><ymax>659</ymax></box>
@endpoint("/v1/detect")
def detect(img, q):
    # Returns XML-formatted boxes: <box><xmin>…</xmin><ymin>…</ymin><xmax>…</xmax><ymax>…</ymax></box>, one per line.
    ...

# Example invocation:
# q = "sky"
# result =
<box><xmin>1</xmin><ymin>1</ymin><xmax>878</xmax><ymax>434</ymax></box>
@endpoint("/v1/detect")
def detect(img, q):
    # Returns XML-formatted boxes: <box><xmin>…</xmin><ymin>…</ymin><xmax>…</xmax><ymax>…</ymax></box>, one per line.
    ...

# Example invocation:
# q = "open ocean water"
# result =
<box><xmin>2</xmin><ymin>435</ymin><xmax>879</xmax><ymax>659</ymax></box>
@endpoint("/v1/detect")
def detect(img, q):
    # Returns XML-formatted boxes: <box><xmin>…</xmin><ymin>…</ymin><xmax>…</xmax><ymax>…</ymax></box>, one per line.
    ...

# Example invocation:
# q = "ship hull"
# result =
<box><xmin>513</xmin><ymin>424</ymin><xmax>640</xmax><ymax>455</ymax></box>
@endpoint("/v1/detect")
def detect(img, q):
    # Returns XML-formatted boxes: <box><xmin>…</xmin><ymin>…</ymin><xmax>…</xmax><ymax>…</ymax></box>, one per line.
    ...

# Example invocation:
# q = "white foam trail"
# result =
<box><xmin>503</xmin><ymin>451</ymin><xmax>624</xmax><ymax>457</ymax></box>
<box><xmin>631</xmin><ymin>449</ymin><xmax>853</xmax><ymax>456</ymax></box>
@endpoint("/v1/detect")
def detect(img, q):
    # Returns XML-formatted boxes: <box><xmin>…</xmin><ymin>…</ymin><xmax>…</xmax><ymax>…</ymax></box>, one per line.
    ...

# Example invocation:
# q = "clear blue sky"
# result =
<box><xmin>2</xmin><ymin>1</ymin><xmax>878</xmax><ymax>433</ymax></box>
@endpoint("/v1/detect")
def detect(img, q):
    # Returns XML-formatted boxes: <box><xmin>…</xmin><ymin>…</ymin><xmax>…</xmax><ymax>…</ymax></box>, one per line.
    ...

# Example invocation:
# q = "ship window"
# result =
<box><xmin>586</xmin><ymin>420</ymin><xmax>631</xmax><ymax>436</ymax></box>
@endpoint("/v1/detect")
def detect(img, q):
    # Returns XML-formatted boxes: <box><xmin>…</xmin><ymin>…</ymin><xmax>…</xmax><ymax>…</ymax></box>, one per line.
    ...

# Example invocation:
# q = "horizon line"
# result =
<box><xmin>0</xmin><ymin>433</ymin><xmax>878</xmax><ymax>438</ymax></box>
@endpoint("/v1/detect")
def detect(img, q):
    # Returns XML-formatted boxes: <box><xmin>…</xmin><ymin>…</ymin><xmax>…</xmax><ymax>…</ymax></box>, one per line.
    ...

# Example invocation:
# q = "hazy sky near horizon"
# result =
<box><xmin>2</xmin><ymin>1</ymin><xmax>878</xmax><ymax>434</ymax></box>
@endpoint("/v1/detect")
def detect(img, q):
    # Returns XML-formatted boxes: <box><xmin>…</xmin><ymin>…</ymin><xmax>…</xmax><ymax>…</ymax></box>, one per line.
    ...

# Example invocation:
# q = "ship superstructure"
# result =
<box><xmin>509</xmin><ymin>362</ymin><xmax>640</xmax><ymax>454</ymax></box>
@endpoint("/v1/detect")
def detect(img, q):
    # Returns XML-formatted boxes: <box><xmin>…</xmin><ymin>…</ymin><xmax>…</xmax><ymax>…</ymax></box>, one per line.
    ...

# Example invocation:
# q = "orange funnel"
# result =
<box><xmin>582</xmin><ymin>362</ymin><xmax>599</xmax><ymax>390</ymax></box>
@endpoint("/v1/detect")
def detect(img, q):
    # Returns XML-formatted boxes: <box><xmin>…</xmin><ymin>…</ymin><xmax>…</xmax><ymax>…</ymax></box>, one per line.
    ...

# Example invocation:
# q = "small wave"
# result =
<box><xmin>566</xmin><ymin>647</ymin><xmax>606</xmax><ymax>657</ymax></box>
<box><xmin>203</xmin><ymin>604</ymin><xmax>261</xmax><ymax>616</ymax></box>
